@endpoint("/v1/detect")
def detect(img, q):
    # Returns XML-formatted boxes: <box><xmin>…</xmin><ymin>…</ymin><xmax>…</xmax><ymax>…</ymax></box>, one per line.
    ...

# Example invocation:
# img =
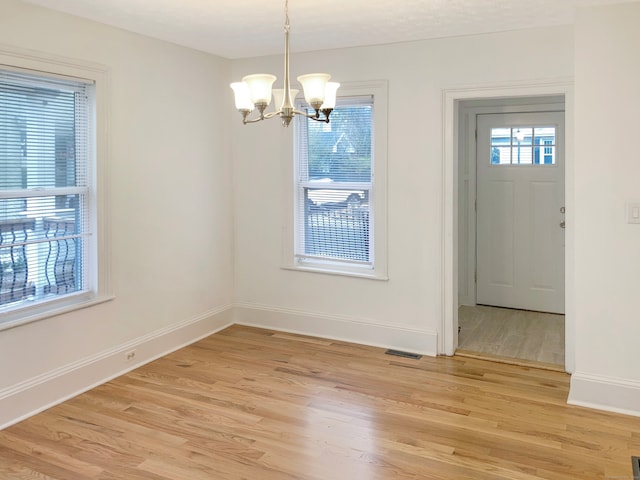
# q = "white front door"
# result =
<box><xmin>476</xmin><ymin>112</ymin><xmax>565</xmax><ymax>314</ymax></box>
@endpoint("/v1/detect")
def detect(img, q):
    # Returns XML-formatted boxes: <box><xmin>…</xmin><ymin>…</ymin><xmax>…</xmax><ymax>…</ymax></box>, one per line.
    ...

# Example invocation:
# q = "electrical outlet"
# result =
<box><xmin>627</xmin><ymin>202</ymin><xmax>640</xmax><ymax>224</ymax></box>
<box><xmin>125</xmin><ymin>349</ymin><xmax>136</xmax><ymax>362</ymax></box>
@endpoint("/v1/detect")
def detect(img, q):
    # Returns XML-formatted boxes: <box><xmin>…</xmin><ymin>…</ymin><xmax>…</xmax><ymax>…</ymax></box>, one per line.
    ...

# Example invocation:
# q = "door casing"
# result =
<box><xmin>441</xmin><ymin>80</ymin><xmax>575</xmax><ymax>373</ymax></box>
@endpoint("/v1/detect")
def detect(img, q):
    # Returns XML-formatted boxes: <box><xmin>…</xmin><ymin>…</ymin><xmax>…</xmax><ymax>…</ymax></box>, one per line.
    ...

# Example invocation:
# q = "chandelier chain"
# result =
<box><xmin>285</xmin><ymin>0</ymin><xmax>290</xmax><ymax>31</ymax></box>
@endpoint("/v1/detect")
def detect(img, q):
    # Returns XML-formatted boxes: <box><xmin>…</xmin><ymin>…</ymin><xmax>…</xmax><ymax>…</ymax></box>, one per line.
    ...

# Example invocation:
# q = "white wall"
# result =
<box><xmin>0</xmin><ymin>0</ymin><xmax>234</xmax><ymax>426</ymax></box>
<box><xmin>231</xmin><ymin>27</ymin><xmax>574</xmax><ymax>354</ymax></box>
<box><xmin>568</xmin><ymin>2</ymin><xmax>640</xmax><ymax>415</ymax></box>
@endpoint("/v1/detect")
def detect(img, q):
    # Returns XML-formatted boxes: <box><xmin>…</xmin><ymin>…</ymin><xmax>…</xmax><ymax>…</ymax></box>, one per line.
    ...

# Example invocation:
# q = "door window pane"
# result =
<box><xmin>490</xmin><ymin>126</ymin><xmax>556</xmax><ymax>165</ymax></box>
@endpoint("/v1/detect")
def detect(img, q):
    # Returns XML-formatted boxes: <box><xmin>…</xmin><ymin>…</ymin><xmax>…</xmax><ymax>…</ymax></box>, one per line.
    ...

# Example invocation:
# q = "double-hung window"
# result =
<box><xmin>292</xmin><ymin>81</ymin><xmax>388</xmax><ymax>279</ymax></box>
<box><xmin>0</xmin><ymin>63</ymin><xmax>106</xmax><ymax>328</ymax></box>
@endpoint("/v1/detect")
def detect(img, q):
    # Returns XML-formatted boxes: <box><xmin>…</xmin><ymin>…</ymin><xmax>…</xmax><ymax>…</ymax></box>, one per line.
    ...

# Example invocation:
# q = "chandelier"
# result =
<box><xmin>230</xmin><ymin>0</ymin><xmax>339</xmax><ymax>127</ymax></box>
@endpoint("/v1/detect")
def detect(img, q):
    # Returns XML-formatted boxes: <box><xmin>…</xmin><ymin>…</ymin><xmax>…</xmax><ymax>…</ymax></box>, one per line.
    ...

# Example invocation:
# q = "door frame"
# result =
<box><xmin>441</xmin><ymin>79</ymin><xmax>575</xmax><ymax>373</ymax></box>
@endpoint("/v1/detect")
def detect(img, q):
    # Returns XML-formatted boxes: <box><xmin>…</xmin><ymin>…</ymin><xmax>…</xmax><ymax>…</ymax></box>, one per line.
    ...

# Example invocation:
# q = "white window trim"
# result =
<box><xmin>0</xmin><ymin>45</ymin><xmax>113</xmax><ymax>331</ymax></box>
<box><xmin>282</xmin><ymin>80</ymin><xmax>388</xmax><ymax>280</ymax></box>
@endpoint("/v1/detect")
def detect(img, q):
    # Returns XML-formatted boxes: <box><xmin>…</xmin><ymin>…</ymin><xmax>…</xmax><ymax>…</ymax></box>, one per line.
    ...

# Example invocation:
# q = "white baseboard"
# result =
<box><xmin>234</xmin><ymin>303</ymin><xmax>438</xmax><ymax>356</ymax></box>
<box><xmin>0</xmin><ymin>306</ymin><xmax>233</xmax><ymax>430</ymax></box>
<box><xmin>568</xmin><ymin>372</ymin><xmax>640</xmax><ymax>417</ymax></box>
<box><xmin>7</xmin><ymin>304</ymin><xmax>637</xmax><ymax>429</ymax></box>
<box><xmin>1</xmin><ymin>304</ymin><xmax>438</xmax><ymax>429</ymax></box>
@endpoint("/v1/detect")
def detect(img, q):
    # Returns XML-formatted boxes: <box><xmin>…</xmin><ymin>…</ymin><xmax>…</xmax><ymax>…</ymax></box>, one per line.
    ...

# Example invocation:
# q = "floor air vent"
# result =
<box><xmin>385</xmin><ymin>349</ymin><xmax>422</xmax><ymax>360</ymax></box>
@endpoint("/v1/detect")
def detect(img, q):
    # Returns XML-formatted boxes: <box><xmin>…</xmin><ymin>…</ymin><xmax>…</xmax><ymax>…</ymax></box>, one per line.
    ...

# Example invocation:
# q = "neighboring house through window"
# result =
<box><xmin>490</xmin><ymin>126</ymin><xmax>556</xmax><ymax>165</ymax></box>
<box><xmin>289</xmin><ymin>81</ymin><xmax>388</xmax><ymax>279</ymax></box>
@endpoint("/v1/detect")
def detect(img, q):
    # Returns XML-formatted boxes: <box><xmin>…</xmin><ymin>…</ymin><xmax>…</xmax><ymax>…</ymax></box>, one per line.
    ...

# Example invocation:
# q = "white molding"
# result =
<box><xmin>0</xmin><ymin>306</ymin><xmax>234</xmax><ymax>430</ymax></box>
<box><xmin>0</xmin><ymin>42</ymin><xmax>109</xmax><ymax>77</ymax></box>
<box><xmin>441</xmin><ymin>78</ymin><xmax>575</xmax><ymax>366</ymax></box>
<box><xmin>234</xmin><ymin>303</ymin><xmax>438</xmax><ymax>356</ymax></box>
<box><xmin>568</xmin><ymin>372</ymin><xmax>640</xmax><ymax>418</ymax></box>
<box><xmin>0</xmin><ymin>302</ymin><xmax>437</xmax><ymax>429</ymax></box>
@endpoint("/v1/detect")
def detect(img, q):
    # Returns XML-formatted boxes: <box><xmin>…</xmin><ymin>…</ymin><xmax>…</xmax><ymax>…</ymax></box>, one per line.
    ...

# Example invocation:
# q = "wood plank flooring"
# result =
<box><xmin>458</xmin><ymin>305</ymin><xmax>565</xmax><ymax>367</ymax></box>
<box><xmin>1</xmin><ymin>325</ymin><xmax>639</xmax><ymax>479</ymax></box>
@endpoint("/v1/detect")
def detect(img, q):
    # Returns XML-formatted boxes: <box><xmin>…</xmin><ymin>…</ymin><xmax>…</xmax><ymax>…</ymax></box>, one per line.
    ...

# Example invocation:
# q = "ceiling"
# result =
<box><xmin>19</xmin><ymin>0</ymin><xmax>634</xmax><ymax>59</ymax></box>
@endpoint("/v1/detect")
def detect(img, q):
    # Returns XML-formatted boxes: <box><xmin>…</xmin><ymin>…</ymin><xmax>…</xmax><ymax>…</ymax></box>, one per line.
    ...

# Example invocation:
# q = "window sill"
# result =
<box><xmin>0</xmin><ymin>293</ymin><xmax>115</xmax><ymax>332</ymax></box>
<box><xmin>282</xmin><ymin>264</ymin><xmax>389</xmax><ymax>281</ymax></box>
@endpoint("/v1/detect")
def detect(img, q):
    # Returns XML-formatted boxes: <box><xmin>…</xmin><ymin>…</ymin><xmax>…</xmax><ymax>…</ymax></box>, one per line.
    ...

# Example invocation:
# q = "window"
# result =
<box><xmin>291</xmin><ymin>81</ymin><xmax>388</xmax><ymax>279</ymax></box>
<box><xmin>490</xmin><ymin>126</ymin><xmax>556</xmax><ymax>165</ymax></box>
<box><xmin>542</xmin><ymin>139</ymin><xmax>555</xmax><ymax>165</ymax></box>
<box><xmin>0</xmin><ymin>62</ymin><xmax>108</xmax><ymax>328</ymax></box>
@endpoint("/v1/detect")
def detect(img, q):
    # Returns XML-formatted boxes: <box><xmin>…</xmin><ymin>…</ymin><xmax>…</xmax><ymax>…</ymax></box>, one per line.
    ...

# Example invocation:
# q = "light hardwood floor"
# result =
<box><xmin>458</xmin><ymin>305</ymin><xmax>565</xmax><ymax>369</ymax></box>
<box><xmin>1</xmin><ymin>325</ymin><xmax>638</xmax><ymax>479</ymax></box>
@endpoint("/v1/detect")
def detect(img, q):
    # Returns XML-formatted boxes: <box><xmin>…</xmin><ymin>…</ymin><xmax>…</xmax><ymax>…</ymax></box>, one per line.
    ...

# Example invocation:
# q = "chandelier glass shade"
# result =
<box><xmin>230</xmin><ymin>0</ymin><xmax>339</xmax><ymax>127</ymax></box>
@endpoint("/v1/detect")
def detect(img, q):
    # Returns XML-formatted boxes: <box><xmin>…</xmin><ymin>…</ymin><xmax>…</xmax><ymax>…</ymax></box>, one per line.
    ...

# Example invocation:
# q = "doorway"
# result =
<box><xmin>456</xmin><ymin>97</ymin><xmax>566</xmax><ymax>368</ymax></box>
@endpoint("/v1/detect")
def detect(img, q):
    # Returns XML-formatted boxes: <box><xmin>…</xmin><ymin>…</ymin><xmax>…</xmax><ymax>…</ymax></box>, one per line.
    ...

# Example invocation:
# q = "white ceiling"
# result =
<box><xmin>19</xmin><ymin>0</ymin><xmax>634</xmax><ymax>59</ymax></box>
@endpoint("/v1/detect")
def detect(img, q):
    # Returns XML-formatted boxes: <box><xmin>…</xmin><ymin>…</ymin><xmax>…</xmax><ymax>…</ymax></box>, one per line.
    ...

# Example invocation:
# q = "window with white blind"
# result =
<box><xmin>291</xmin><ymin>81</ymin><xmax>388</xmax><ymax>279</ymax></box>
<box><xmin>0</xmin><ymin>64</ymin><xmax>104</xmax><ymax>327</ymax></box>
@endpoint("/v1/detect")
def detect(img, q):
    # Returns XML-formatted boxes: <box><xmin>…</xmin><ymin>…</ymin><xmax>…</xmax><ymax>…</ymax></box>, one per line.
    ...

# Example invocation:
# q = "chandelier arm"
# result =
<box><xmin>321</xmin><ymin>107</ymin><xmax>334</xmax><ymax>120</ymax></box>
<box><xmin>242</xmin><ymin>116</ymin><xmax>267</xmax><ymax>124</ymax></box>
<box><xmin>291</xmin><ymin>108</ymin><xmax>316</xmax><ymax>118</ymax></box>
<box><xmin>263</xmin><ymin>110</ymin><xmax>284</xmax><ymax>119</ymax></box>
<box><xmin>308</xmin><ymin>116</ymin><xmax>330</xmax><ymax>124</ymax></box>
<box><xmin>240</xmin><ymin>106</ymin><xmax>332</xmax><ymax>125</ymax></box>
<box><xmin>242</xmin><ymin>109</ymin><xmax>287</xmax><ymax>123</ymax></box>
<box><xmin>293</xmin><ymin>109</ymin><xmax>333</xmax><ymax>123</ymax></box>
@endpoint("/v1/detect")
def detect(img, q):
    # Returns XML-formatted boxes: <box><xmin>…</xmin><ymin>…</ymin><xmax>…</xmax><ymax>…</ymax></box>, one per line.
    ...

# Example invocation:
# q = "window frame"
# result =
<box><xmin>284</xmin><ymin>80</ymin><xmax>388</xmax><ymax>280</ymax></box>
<box><xmin>0</xmin><ymin>46</ymin><xmax>112</xmax><ymax>331</ymax></box>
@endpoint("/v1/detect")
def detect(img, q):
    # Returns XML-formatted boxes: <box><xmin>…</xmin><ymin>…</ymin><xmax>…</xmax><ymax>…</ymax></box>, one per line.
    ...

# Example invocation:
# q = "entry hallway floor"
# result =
<box><xmin>458</xmin><ymin>305</ymin><xmax>565</xmax><ymax>368</ymax></box>
<box><xmin>1</xmin><ymin>325</ymin><xmax>637</xmax><ymax>479</ymax></box>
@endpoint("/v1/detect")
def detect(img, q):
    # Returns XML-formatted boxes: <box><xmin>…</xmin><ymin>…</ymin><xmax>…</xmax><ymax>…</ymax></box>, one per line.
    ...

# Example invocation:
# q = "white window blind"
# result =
<box><xmin>0</xmin><ymin>69</ymin><xmax>92</xmax><ymax>316</ymax></box>
<box><xmin>295</xmin><ymin>95</ymin><xmax>374</xmax><ymax>268</ymax></box>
